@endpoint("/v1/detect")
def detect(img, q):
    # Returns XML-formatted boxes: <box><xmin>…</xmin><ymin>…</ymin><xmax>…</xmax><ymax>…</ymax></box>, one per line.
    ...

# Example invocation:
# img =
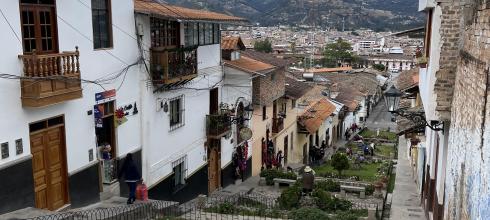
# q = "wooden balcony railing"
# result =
<box><xmin>272</xmin><ymin>117</ymin><xmax>284</xmax><ymax>134</ymax></box>
<box><xmin>151</xmin><ymin>46</ymin><xmax>198</xmax><ymax>85</ymax></box>
<box><xmin>18</xmin><ymin>47</ymin><xmax>82</xmax><ymax>107</ymax></box>
<box><xmin>206</xmin><ymin>114</ymin><xmax>231</xmax><ymax>139</ymax></box>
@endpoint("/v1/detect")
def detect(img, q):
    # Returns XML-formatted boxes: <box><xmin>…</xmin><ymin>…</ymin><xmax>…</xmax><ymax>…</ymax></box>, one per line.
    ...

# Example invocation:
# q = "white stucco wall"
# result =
<box><xmin>0</xmin><ymin>0</ymin><xmax>142</xmax><ymax>174</ymax></box>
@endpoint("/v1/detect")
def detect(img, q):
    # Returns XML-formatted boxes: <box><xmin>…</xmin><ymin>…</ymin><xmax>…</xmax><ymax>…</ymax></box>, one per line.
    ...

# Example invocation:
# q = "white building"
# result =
<box><xmin>0</xmin><ymin>0</ymin><xmax>246</xmax><ymax>214</ymax></box>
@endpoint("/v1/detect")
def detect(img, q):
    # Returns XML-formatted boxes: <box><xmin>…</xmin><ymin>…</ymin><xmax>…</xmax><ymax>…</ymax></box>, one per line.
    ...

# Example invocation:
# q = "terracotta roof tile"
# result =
<box><xmin>298</xmin><ymin>99</ymin><xmax>337</xmax><ymax>134</ymax></box>
<box><xmin>285</xmin><ymin>76</ymin><xmax>314</xmax><ymax>99</ymax></box>
<box><xmin>241</xmin><ymin>50</ymin><xmax>292</xmax><ymax>67</ymax></box>
<box><xmin>395</xmin><ymin>68</ymin><xmax>419</xmax><ymax>91</ymax></box>
<box><xmin>221</xmin><ymin>37</ymin><xmax>246</xmax><ymax>50</ymax></box>
<box><xmin>224</xmin><ymin>56</ymin><xmax>275</xmax><ymax>74</ymax></box>
<box><xmin>134</xmin><ymin>0</ymin><xmax>247</xmax><ymax>23</ymax></box>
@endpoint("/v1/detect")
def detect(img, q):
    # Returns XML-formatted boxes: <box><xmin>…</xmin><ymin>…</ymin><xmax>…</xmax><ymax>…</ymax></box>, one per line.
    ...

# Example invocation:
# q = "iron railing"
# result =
<box><xmin>30</xmin><ymin>192</ymin><xmax>380</xmax><ymax>220</ymax></box>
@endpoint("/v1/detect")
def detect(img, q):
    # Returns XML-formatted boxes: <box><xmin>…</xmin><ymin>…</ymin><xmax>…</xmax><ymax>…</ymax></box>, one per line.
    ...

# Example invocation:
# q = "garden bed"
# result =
<box><xmin>315</xmin><ymin>161</ymin><xmax>384</xmax><ymax>182</ymax></box>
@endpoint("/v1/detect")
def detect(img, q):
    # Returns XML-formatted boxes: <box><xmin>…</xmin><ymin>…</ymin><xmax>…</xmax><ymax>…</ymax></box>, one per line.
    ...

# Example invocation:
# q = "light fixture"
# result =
<box><xmin>163</xmin><ymin>101</ymin><xmax>169</xmax><ymax>113</ymax></box>
<box><xmin>383</xmin><ymin>85</ymin><xmax>442</xmax><ymax>131</ymax></box>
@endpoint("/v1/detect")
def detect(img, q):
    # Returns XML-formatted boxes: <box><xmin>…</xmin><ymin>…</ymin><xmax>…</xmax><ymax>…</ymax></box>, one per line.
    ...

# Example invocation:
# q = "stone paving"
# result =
<box><xmin>389</xmin><ymin>136</ymin><xmax>426</xmax><ymax>220</ymax></box>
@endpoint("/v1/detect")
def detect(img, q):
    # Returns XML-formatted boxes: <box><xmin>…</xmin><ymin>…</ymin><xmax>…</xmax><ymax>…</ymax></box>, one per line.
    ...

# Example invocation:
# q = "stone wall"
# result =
<box><xmin>446</xmin><ymin>1</ymin><xmax>490</xmax><ymax>219</ymax></box>
<box><xmin>252</xmin><ymin>68</ymin><xmax>286</xmax><ymax>106</ymax></box>
<box><xmin>433</xmin><ymin>1</ymin><xmax>464</xmax><ymax>120</ymax></box>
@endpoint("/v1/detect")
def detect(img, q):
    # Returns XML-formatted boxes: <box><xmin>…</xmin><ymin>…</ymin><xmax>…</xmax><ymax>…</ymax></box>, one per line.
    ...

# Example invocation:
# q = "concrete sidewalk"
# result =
<box><xmin>390</xmin><ymin>136</ymin><xmax>426</xmax><ymax>220</ymax></box>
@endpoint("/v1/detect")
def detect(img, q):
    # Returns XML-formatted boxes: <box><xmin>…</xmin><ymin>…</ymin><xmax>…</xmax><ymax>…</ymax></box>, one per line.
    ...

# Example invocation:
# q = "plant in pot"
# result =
<box><xmin>417</xmin><ymin>56</ymin><xmax>428</xmax><ymax>68</ymax></box>
<box><xmin>373</xmin><ymin>181</ymin><xmax>384</xmax><ymax>198</ymax></box>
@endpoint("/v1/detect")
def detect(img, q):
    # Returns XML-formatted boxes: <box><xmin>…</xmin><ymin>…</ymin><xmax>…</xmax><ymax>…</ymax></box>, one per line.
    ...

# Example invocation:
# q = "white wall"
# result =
<box><xmin>136</xmin><ymin>13</ymin><xmax>223</xmax><ymax>187</ymax></box>
<box><xmin>0</xmin><ymin>0</ymin><xmax>142</xmax><ymax>174</ymax></box>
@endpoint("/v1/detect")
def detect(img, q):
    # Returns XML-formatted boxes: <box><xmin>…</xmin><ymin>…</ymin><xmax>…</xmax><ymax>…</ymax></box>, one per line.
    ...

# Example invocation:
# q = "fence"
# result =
<box><xmin>29</xmin><ymin>192</ymin><xmax>379</xmax><ymax>220</ymax></box>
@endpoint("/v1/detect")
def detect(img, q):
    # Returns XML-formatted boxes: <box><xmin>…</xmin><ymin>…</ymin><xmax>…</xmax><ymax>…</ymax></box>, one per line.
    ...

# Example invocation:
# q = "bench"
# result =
<box><xmin>273</xmin><ymin>178</ymin><xmax>296</xmax><ymax>188</ymax></box>
<box><xmin>340</xmin><ymin>185</ymin><xmax>366</xmax><ymax>199</ymax></box>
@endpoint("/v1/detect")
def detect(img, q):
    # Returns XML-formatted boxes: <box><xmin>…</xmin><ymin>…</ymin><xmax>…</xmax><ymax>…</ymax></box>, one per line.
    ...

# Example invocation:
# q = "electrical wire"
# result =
<box><xmin>0</xmin><ymin>7</ymin><xmax>21</xmax><ymax>44</ymax></box>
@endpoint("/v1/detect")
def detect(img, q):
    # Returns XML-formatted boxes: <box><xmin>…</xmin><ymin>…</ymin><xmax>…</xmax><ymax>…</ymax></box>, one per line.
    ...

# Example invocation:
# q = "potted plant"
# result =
<box><xmin>417</xmin><ymin>56</ymin><xmax>428</xmax><ymax>68</ymax></box>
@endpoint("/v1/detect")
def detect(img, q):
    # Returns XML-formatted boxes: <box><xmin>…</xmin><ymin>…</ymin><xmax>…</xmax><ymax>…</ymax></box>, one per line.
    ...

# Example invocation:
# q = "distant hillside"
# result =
<box><xmin>161</xmin><ymin>0</ymin><xmax>424</xmax><ymax>31</ymax></box>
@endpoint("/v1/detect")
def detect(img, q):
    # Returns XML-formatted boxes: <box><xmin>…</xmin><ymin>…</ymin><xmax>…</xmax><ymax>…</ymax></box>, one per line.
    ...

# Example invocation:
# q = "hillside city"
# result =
<box><xmin>0</xmin><ymin>1</ymin><xmax>487</xmax><ymax>220</ymax></box>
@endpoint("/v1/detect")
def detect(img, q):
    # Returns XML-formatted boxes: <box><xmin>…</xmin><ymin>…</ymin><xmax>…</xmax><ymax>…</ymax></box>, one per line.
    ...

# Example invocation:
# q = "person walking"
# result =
<box><xmin>276</xmin><ymin>150</ymin><xmax>284</xmax><ymax>168</ymax></box>
<box><xmin>118</xmin><ymin>153</ymin><xmax>141</xmax><ymax>204</ymax></box>
<box><xmin>302</xmin><ymin>166</ymin><xmax>315</xmax><ymax>195</ymax></box>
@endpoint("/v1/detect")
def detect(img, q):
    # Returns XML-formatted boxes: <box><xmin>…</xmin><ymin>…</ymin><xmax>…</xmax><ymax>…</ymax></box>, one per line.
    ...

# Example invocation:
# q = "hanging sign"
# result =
<box><xmin>94</xmin><ymin>104</ymin><xmax>104</xmax><ymax>128</ymax></box>
<box><xmin>239</xmin><ymin>128</ymin><xmax>253</xmax><ymax>141</ymax></box>
<box><xmin>95</xmin><ymin>89</ymin><xmax>116</xmax><ymax>104</ymax></box>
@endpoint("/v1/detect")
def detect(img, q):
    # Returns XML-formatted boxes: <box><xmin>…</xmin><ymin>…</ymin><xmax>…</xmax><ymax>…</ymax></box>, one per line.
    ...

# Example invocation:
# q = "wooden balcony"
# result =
<box><xmin>151</xmin><ymin>46</ymin><xmax>198</xmax><ymax>85</ymax></box>
<box><xmin>206</xmin><ymin>114</ymin><xmax>231</xmax><ymax>139</ymax></box>
<box><xmin>272</xmin><ymin>117</ymin><xmax>284</xmax><ymax>134</ymax></box>
<box><xmin>19</xmin><ymin>47</ymin><xmax>82</xmax><ymax>107</ymax></box>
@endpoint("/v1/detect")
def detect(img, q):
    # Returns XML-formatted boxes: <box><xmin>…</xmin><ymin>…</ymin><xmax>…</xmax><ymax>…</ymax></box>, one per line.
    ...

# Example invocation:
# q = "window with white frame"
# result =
<box><xmin>169</xmin><ymin>95</ymin><xmax>185</xmax><ymax>130</ymax></box>
<box><xmin>172</xmin><ymin>156</ymin><xmax>187</xmax><ymax>187</ymax></box>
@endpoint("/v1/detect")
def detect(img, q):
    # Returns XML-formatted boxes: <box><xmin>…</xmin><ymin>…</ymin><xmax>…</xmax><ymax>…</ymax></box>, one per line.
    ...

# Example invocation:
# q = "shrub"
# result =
<box><xmin>335</xmin><ymin>210</ymin><xmax>368</xmax><ymax>220</ymax></box>
<box><xmin>209</xmin><ymin>202</ymin><xmax>236</xmax><ymax>214</ymax></box>
<box><xmin>278</xmin><ymin>184</ymin><xmax>302</xmax><ymax>209</ymax></box>
<box><xmin>320</xmin><ymin>172</ymin><xmax>339</xmax><ymax>179</ymax></box>
<box><xmin>260</xmin><ymin>169</ymin><xmax>297</xmax><ymax>185</ymax></box>
<box><xmin>315</xmin><ymin>180</ymin><xmax>340</xmax><ymax>192</ymax></box>
<box><xmin>289</xmin><ymin>207</ymin><xmax>330</xmax><ymax>220</ymax></box>
<box><xmin>331</xmin><ymin>153</ymin><xmax>350</xmax><ymax>176</ymax></box>
<box><xmin>365</xmin><ymin>184</ymin><xmax>375</xmax><ymax>195</ymax></box>
<box><xmin>312</xmin><ymin>189</ymin><xmax>352</xmax><ymax>212</ymax></box>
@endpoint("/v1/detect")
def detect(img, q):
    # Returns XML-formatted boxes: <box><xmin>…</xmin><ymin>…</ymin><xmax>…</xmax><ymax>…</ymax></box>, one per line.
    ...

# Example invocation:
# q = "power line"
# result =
<box><xmin>0</xmin><ymin>7</ymin><xmax>22</xmax><ymax>44</ymax></box>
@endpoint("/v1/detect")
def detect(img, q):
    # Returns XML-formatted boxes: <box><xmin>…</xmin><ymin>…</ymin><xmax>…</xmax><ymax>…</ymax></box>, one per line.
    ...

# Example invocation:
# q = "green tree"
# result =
<box><xmin>373</xmin><ymin>64</ymin><xmax>386</xmax><ymax>72</ymax></box>
<box><xmin>254</xmin><ymin>39</ymin><xmax>273</xmax><ymax>53</ymax></box>
<box><xmin>331</xmin><ymin>153</ymin><xmax>350</xmax><ymax>176</ymax></box>
<box><xmin>323</xmin><ymin>38</ymin><xmax>353</xmax><ymax>68</ymax></box>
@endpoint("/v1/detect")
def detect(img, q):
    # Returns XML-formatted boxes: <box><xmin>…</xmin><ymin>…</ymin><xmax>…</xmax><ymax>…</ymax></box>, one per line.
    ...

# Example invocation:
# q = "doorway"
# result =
<box><xmin>29</xmin><ymin>116</ymin><xmax>69</xmax><ymax>211</ymax></box>
<box><xmin>210</xmin><ymin>88</ymin><xmax>219</xmax><ymax>114</ymax></box>
<box><xmin>95</xmin><ymin>101</ymin><xmax>117</xmax><ymax>185</ymax></box>
<box><xmin>208</xmin><ymin>140</ymin><xmax>221</xmax><ymax>194</ymax></box>
<box><xmin>283</xmin><ymin>136</ymin><xmax>288</xmax><ymax>165</ymax></box>
<box><xmin>302</xmin><ymin>143</ymin><xmax>308</xmax><ymax>164</ymax></box>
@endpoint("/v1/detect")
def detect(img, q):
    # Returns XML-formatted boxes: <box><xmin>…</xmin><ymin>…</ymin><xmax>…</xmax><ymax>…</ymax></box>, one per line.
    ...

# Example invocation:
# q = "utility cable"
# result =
<box><xmin>0</xmin><ymin>7</ymin><xmax>22</xmax><ymax>44</ymax></box>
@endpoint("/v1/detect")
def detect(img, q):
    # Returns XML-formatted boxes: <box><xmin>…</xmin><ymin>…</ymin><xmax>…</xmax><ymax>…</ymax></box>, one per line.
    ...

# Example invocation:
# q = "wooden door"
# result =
<box><xmin>303</xmin><ymin>143</ymin><xmax>308</xmax><ymax>164</ymax></box>
<box><xmin>208</xmin><ymin>142</ymin><xmax>221</xmax><ymax>193</ymax></box>
<box><xmin>283</xmin><ymin>136</ymin><xmax>288</xmax><ymax>165</ymax></box>
<box><xmin>31</xmin><ymin>126</ymin><xmax>68</xmax><ymax>210</ymax></box>
<box><xmin>210</xmin><ymin>88</ymin><xmax>219</xmax><ymax>114</ymax></box>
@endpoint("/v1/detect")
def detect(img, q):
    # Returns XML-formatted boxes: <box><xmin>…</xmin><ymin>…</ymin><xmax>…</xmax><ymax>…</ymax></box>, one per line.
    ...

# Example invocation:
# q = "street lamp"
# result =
<box><xmin>383</xmin><ymin>85</ymin><xmax>443</xmax><ymax>131</ymax></box>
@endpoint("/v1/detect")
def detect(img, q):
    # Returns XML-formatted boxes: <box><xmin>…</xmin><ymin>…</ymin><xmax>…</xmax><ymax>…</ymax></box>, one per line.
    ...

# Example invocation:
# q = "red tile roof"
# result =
<box><xmin>306</xmin><ymin>66</ymin><xmax>353</xmax><ymax>73</ymax></box>
<box><xmin>395</xmin><ymin>68</ymin><xmax>419</xmax><ymax>91</ymax></box>
<box><xmin>298</xmin><ymin>99</ymin><xmax>336</xmax><ymax>134</ymax></box>
<box><xmin>221</xmin><ymin>37</ymin><xmax>246</xmax><ymax>50</ymax></box>
<box><xmin>134</xmin><ymin>0</ymin><xmax>247</xmax><ymax>23</ymax></box>
<box><xmin>224</xmin><ymin>56</ymin><xmax>276</xmax><ymax>74</ymax></box>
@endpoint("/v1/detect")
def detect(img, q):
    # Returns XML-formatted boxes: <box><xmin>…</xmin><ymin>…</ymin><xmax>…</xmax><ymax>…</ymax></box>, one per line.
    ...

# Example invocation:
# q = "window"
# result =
<box><xmin>271</xmin><ymin>73</ymin><xmax>276</xmax><ymax>81</ymax></box>
<box><xmin>281</xmin><ymin>101</ymin><xmax>287</xmax><ymax>116</ymax></box>
<box><xmin>169</xmin><ymin>96</ymin><xmax>185</xmax><ymax>130</ymax></box>
<box><xmin>150</xmin><ymin>18</ymin><xmax>179</xmax><ymax>48</ymax></box>
<box><xmin>291</xmin><ymin>99</ymin><xmax>296</xmax><ymax>109</ymax></box>
<box><xmin>213</xmin><ymin>24</ymin><xmax>220</xmax><ymax>44</ymax></box>
<box><xmin>20</xmin><ymin>0</ymin><xmax>57</xmax><ymax>53</ymax></box>
<box><xmin>290</xmin><ymin>131</ymin><xmax>294</xmax><ymax>150</ymax></box>
<box><xmin>262</xmin><ymin>106</ymin><xmax>267</xmax><ymax>121</ymax></box>
<box><xmin>184</xmin><ymin>22</ymin><xmax>220</xmax><ymax>46</ymax></box>
<box><xmin>91</xmin><ymin>0</ymin><xmax>112</xmax><ymax>49</ymax></box>
<box><xmin>172</xmin><ymin>156</ymin><xmax>187</xmax><ymax>188</ymax></box>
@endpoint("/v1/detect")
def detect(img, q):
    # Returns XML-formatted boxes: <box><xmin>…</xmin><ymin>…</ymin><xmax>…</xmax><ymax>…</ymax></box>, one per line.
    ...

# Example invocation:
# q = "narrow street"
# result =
<box><xmin>365</xmin><ymin>102</ymin><xmax>396</xmax><ymax>131</ymax></box>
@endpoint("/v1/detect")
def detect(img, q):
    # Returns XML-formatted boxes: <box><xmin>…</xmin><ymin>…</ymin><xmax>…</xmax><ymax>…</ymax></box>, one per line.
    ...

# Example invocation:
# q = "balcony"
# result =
<box><xmin>272</xmin><ymin>117</ymin><xmax>284</xmax><ymax>134</ymax></box>
<box><xmin>151</xmin><ymin>46</ymin><xmax>198</xmax><ymax>85</ymax></box>
<box><xmin>206</xmin><ymin>114</ymin><xmax>231</xmax><ymax>139</ymax></box>
<box><xmin>18</xmin><ymin>47</ymin><xmax>82</xmax><ymax>107</ymax></box>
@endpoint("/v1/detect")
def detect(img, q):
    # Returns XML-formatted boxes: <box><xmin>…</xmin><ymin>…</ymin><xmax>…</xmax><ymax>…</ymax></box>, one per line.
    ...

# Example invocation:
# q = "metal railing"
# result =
<box><xmin>206</xmin><ymin>114</ymin><xmax>231</xmax><ymax>138</ymax></box>
<box><xmin>102</xmin><ymin>158</ymin><xmax>118</xmax><ymax>184</ymax></box>
<box><xmin>30</xmin><ymin>192</ymin><xmax>380</xmax><ymax>220</ymax></box>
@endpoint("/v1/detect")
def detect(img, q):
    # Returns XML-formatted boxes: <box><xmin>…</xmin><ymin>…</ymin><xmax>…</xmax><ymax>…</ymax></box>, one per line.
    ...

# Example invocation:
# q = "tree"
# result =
<box><xmin>323</xmin><ymin>38</ymin><xmax>353</xmax><ymax>68</ymax></box>
<box><xmin>373</xmin><ymin>64</ymin><xmax>386</xmax><ymax>72</ymax></box>
<box><xmin>331</xmin><ymin>153</ymin><xmax>350</xmax><ymax>176</ymax></box>
<box><xmin>254</xmin><ymin>39</ymin><xmax>273</xmax><ymax>53</ymax></box>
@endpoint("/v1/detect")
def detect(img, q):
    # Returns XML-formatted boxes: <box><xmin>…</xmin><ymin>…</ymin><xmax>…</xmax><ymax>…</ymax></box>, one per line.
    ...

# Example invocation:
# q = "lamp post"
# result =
<box><xmin>383</xmin><ymin>85</ymin><xmax>442</xmax><ymax>131</ymax></box>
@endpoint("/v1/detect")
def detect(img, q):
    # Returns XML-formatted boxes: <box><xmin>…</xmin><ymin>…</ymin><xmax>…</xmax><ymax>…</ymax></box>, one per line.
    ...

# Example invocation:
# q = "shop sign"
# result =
<box><xmin>95</xmin><ymin>89</ymin><xmax>116</xmax><ymax>104</ymax></box>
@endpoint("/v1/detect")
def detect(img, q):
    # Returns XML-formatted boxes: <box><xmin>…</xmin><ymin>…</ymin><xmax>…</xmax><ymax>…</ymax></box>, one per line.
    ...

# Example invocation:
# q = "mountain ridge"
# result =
<box><xmin>161</xmin><ymin>0</ymin><xmax>424</xmax><ymax>31</ymax></box>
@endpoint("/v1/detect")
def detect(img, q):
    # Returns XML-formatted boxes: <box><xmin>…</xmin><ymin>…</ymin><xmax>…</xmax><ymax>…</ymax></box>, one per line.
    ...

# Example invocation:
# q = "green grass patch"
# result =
<box><xmin>375</xmin><ymin>145</ymin><xmax>395</xmax><ymax>158</ymax></box>
<box><xmin>359</xmin><ymin>129</ymin><xmax>397</xmax><ymax>141</ymax></box>
<box><xmin>315</xmin><ymin>162</ymin><xmax>383</xmax><ymax>182</ymax></box>
<box><xmin>387</xmin><ymin>173</ymin><xmax>396</xmax><ymax>193</ymax></box>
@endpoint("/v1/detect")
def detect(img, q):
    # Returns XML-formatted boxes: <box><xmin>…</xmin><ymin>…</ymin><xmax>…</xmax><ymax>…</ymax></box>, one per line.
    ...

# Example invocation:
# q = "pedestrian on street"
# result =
<box><xmin>118</xmin><ymin>153</ymin><xmax>141</xmax><ymax>204</ymax></box>
<box><xmin>276</xmin><ymin>150</ymin><xmax>284</xmax><ymax>168</ymax></box>
<box><xmin>302</xmin><ymin>166</ymin><xmax>315</xmax><ymax>196</ymax></box>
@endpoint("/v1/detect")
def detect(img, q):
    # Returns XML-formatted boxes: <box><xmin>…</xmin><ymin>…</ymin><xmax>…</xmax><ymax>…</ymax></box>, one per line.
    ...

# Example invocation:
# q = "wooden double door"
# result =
<box><xmin>30</xmin><ymin>121</ymin><xmax>69</xmax><ymax>210</ymax></box>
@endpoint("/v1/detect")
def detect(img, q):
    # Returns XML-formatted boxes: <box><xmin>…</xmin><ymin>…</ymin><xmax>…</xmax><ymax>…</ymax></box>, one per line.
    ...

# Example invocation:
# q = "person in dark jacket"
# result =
<box><xmin>302</xmin><ymin>166</ymin><xmax>315</xmax><ymax>195</ymax></box>
<box><xmin>118</xmin><ymin>153</ymin><xmax>141</xmax><ymax>204</ymax></box>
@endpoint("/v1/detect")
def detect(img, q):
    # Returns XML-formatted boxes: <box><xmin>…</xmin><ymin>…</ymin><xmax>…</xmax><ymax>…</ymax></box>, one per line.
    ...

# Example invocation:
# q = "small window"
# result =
<box><xmin>172</xmin><ymin>156</ymin><xmax>187</xmax><ymax>188</ymax></box>
<box><xmin>262</xmin><ymin>106</ymin><xmax>267</xmax><ymax>121</ymax></box>
<box><xmin>91</xmin><ymin>0</ymin><xmax>113</xmax><ymax>49</ymax></box>
<box><xmin>213</xmin><ymin>24</ymin><xmax>220</xmax><ymax>44</ymax></box>
<box><xmin>291</xmin><ymin>99</ymin><xmax>296</xmax><ymax>109</ymax></box>
<box><xmin>169</xmin><ymin>96</ymin><xmax>185</xmax><ymax>131</ymax></box>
